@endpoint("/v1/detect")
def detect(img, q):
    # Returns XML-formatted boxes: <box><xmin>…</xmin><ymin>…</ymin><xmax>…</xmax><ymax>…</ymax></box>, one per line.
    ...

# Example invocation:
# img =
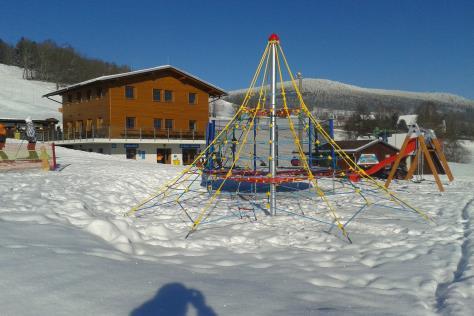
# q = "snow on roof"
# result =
<box><xmin>42</xmin><ymin>65</ymin><xmax>227</xmax><ymax>97</ymax></box>
<box><xmin>397</xmin><ymin>114</ymin><xmax>417</xmax><ymax>125</ymax></box>
<box><xmin>319</xmin><ymin>139</ymin><xmax>400</xmax><ymax>152</ymax></box>
<box><xmin>211</xmin><ymin>98</ymin><xmax>236</xmax><ymax>118</ymax></box>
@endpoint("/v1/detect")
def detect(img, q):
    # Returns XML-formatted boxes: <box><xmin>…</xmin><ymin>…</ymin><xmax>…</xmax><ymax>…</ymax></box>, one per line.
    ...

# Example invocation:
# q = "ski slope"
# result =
<box><xmin>0</xmin><ymin>64</ymin><xmax>61</xmax><ymax>120</ymax></box>
<box><xmin>0</xmin><ymin>145</ymin><xmax>473</xmax><ymax>315</ymax></box>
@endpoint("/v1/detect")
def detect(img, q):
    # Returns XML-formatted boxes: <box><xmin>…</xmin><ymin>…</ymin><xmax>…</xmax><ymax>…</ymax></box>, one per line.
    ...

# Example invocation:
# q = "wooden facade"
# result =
<box><xmin>45</xmin><ymin>66</ymin><xmax>226</xmax><ymax>139</ymax></box>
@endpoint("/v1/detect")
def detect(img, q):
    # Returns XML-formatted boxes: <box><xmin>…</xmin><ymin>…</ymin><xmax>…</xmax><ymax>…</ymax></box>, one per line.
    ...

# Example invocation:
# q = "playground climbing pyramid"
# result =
<box><xmin>128</xmin><ymin>34</ymin><xmax>431</xmax><ymax>242</ymax></box>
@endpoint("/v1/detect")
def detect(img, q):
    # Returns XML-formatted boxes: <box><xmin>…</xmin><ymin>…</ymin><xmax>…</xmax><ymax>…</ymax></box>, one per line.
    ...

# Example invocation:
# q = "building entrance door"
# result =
<box><xmin>182</xmin><ymin>148</ymin><xmax>198</xmax><ymax>165</ymax></box>
<box><xmin>156</xmin><ymin>148</ymin><xmax>171</xmax><ymax>164</ymax></box>
<box><xmin>126</xmin><ymin>148</ymin><xmax>137</xmax><ymax>159</ymax></box>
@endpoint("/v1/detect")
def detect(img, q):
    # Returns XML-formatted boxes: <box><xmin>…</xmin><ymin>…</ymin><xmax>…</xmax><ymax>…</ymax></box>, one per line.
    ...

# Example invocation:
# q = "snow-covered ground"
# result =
<box><xmin>1</xmin><ymin>145</ymin><xmax>473</xmax><ymax>315</ymax></box>
<box><xmin>0</xmin><ymin>64</ymin><xmax>61</xmax><ymax>120</ymax></box>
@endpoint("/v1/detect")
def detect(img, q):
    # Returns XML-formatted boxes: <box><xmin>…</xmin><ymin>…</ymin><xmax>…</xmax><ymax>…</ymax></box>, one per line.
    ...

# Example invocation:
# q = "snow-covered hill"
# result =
<box><xmin>228</xmin><ymin>78</ymin><xmax>474</xmax><ymax>112</ymax></box>
<box><xmin>279</xmin><ymin>78</ymin><xmax>472</xmax><ymax>106</ymax></box>
<box><xmin>0</xmin><ymin>64</ymin><xmax>60</xmax><ymax>120</ymax></box>
<box><xmin>3</xmin><ymin>61</ymin><xmax>472</xmax><ymax>122</ymax></box>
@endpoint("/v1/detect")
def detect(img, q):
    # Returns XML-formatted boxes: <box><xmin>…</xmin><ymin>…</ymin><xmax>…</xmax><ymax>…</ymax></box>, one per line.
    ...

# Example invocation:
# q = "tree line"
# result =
<box><xmin>0</xmin><ymin>37</ymin><xmax>130</xmax><ymax>87</ymax></box>
<box><xmin>344</xmin><ymin>101</ymin><xmax>472</xmax><ymax>162</ymax></box>
<box><xmin>344</xmin><ymin>101</ymin><xmax>474</xmax><ymax>139</ymax></box>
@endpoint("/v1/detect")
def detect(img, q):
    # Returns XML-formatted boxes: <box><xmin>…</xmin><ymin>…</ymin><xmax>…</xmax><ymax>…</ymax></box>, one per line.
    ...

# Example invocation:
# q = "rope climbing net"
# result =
<box><xmin>127</xmin><ymin>35</ymin><xmax>431</xmax><ymax>242</ymax></box>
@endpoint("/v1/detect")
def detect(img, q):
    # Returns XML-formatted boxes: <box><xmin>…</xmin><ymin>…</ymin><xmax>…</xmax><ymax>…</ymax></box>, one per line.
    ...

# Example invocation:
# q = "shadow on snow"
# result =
<box><xmin>130</xmin><ymin>282</ymin><xmax>217</xmax><ymax>316</ymax></box>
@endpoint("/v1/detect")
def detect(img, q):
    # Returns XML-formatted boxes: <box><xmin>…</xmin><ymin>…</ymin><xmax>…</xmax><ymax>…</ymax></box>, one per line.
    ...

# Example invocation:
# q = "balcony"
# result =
<box><xmin>35</xmin><ymin>126</ymin><xmax>205</xmax><ymax>142</ymax></box>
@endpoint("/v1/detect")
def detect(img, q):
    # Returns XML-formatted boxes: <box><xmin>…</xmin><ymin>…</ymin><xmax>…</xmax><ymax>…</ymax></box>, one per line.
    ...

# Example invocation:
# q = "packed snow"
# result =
<box><xmin>0</xmin><ymin>144</ymin><xmax>473</xmax><ymax>315</ymax></box>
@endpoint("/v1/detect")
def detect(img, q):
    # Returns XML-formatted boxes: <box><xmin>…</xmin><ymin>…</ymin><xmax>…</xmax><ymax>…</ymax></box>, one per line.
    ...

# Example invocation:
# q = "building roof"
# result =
<box><xmin>397</xmin><ymin>114</ymin><xmax>417</xmax><ymax>126</ymax></box>
<box><xmin>42</xmin><ymin>65</ymin><xmax>227</xmax><ymax>98</ymax></box>
<box><xmin>319</xmin><ymin>139</ymin><xmax>400</xmax><ymax>153</ymax></box>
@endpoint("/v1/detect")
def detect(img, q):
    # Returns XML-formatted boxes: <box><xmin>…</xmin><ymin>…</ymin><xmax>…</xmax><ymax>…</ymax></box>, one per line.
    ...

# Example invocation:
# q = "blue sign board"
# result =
<box><xmin>124</xmin><ymin>143</ymin><xmax>139</xmax><ymax>149</ymax></box>
<box><xmin>180</xmin><ymin>144</ymin><xmax>201</xmax><ymax>149</ymax></box>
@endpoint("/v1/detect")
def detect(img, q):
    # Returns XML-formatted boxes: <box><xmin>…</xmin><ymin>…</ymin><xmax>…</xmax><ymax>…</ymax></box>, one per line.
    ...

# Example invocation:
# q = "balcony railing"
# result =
<box><xmin>35</xmin><ymin>126</ymin><xmax>205</xmax><ymax>142</ymax></box>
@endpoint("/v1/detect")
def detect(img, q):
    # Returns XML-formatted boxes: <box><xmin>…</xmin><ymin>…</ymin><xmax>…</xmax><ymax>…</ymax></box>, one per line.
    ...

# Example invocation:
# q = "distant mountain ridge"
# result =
<box><xmin>226</xmin><ymin>78</ymin><xmax>474</xmax><ymax>113</ymax></box>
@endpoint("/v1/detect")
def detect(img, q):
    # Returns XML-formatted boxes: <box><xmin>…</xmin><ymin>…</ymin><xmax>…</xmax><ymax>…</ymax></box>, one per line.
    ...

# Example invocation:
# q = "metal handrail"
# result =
<box><xmin>41</xmin><ymin>126</ymin><xmax>204</xmax><ymax>142</ymax></box>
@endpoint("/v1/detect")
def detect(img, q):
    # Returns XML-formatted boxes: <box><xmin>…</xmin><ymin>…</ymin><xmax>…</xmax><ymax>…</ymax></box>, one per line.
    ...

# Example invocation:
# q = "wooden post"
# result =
<box><xmin>431</xmin><ymin>138</ymin><xmax>454</xmax><ymax>182</ymax></box>
<box><xmin>405</xmin><ymin>147</ymin><xmax>420</xmax><ymax>180</ymax></box>
<box><xmin>385</xmin><ymin>135</ymin><xmax>410</xmax><ymax>188</ymax></box>
<box><xmin>418</xmin><ymin>135</ymin><xmax>444</xmax><ymax>192</ymax></box>
<box><xmin>51</xmin><ymin>143</ymin><xmax>57</xmax><ymax>171</ymax></box>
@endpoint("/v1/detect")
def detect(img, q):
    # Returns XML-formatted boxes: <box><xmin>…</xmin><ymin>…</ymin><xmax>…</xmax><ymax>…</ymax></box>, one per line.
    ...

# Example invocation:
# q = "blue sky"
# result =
<box><xmin>1</xmin><ymin>0</ymin><xmax>473</xmax><ymax>98</ymax></box>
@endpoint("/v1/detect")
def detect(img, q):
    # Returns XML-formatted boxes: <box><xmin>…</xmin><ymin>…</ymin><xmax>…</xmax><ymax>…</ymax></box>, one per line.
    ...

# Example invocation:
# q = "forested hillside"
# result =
<box><xmin>0</xmin><ymin>37</ymin><xmax>130</xmax><ymax>87</ymax></box>
<box><xmin>227</xmin><ymin>78</ymin><xmax>474</xmax><ymax>140</ymax></box>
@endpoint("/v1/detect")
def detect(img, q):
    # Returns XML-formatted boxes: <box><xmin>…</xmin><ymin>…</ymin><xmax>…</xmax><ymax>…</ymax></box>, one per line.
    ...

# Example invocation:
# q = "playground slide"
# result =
<box><xmin>351</xmin><ymin>138</ymin><xmax>417</xmax><ymax>180</ymax></box>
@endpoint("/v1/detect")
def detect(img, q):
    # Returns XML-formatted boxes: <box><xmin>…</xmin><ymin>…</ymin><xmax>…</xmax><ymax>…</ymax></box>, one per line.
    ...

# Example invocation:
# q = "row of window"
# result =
<box><xmin>125</xmin><ymin>86</ymin><xmax>198</xmax><ymax>104</ymax></box>
<box><xmin>67</xmin><ymin>86</ymin><xmax>198</xmax><ymax>104</ymax></box>
<box><xmin>125</xmin><ymin>117</ymin><xmax>197</xmax><ymax>131</ymax></box>
<box><xmin>66</xmin><ymin>118</ymin><xmax>104</xmax><ymax>131</ymax></box>
<box><xmin>67</xmin><ymin>88</ymin><xmax>104</xmax><ymax>103</ymax></box>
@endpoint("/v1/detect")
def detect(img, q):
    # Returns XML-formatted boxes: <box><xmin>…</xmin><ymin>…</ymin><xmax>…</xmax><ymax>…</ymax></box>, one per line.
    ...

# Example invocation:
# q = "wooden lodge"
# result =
<box><xmin>43</xmin><ymin>65</ymin><xmax>226</xmax><ymax>164</ymax></box>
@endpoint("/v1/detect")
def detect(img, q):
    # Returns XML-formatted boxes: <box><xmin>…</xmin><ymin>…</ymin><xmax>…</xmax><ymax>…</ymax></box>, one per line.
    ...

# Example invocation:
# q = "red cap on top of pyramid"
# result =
<box><xmin>268</xmin><ymin>33</ymin><xmax>280</xmax><ymax>42</ymax></box>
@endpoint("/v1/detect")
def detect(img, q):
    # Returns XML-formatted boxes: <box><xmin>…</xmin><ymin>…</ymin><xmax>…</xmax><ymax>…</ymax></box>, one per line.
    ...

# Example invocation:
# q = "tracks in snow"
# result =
<box><xmin>435</xmin><ymin>197</ymin><xmax>474</xmax><ymax>314</ymax></box>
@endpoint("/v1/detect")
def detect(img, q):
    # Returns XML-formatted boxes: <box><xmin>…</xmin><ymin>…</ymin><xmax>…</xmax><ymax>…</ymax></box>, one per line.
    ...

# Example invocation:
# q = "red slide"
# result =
<box><xmin>349</xmin><ymin>138</ymin><xmax>417</xmax><ymax>181</ymax></box>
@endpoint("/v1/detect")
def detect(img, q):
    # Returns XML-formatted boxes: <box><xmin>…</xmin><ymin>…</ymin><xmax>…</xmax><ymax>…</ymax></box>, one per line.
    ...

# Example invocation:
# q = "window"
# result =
<box><xmin>86</xmin><ymin>119</ymin><xmax>92</xmax><ymax>131</ymax></box>
<box><xmin>76</xmin><ymin>92</ymin><xmax>82</xmax><ymax>102</ymax></box>
<box><xmin>164</xmin><ymin>90</ymin><xmax>173</xmax><ymax>102</ymax></box>
<box><xmin>165</xmin><ymin>119</ymin><xmax>173</xmax><ymax>129</ymax></box>
<box><xmin>97</xmin><ymin>117</ymin><xmax>103</xmax><ymax>129</ymax></box>
<box><xmin>87</xmin><ymin>90</ymin><xmax>92</xmax><ymax>101</ymax></box>
<box><xmin>96</xmin><ymin>87</ymin><xmax>103</xmax><ymax>98</ymax></box>
<box><xmin>125</xmin><ymin>86</ymin><xmax>135</xmax><ymax>99</ymax></box>
<box><xmin>189</xmin><ymin>120</ymin><xmax>197</xmax><ymax>131</ymax></box>
<box><xmin>153</xmin><ymin>89</ymin><xmax>161</xmax><ymax>102</ymax></box>
<box><xmin>76</xmin><ymin>120</ymin><xmax>83</xmax><ymax>131</ymax></box>
<box><xmin>154</xmin><ymin>118</ymin><xmax>162</xmax><ymax>129</ymax></box>
<box><xmin>67</xmin><ymin>94</ymin><xmax>73</xmax><ymax>103</ymax></box>
<box><xmin>188</xmin><ymin>92</ymin><xmax>197</xmax><ymax>104</ymax></box>
<box><xmin>126</xmin><ymin>117</ymin><xmax>136</xmax><ymax>129</ymax></box>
